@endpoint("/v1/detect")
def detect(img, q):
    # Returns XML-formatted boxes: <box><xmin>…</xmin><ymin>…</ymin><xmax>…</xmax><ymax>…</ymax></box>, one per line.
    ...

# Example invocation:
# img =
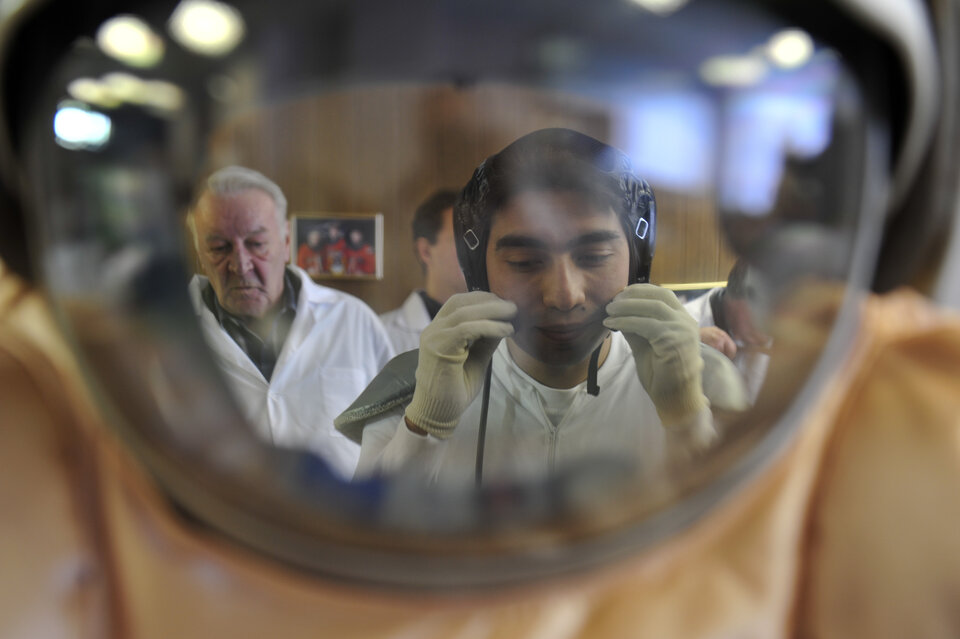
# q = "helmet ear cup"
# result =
<box><xmin>457</xmin><ymin>226</ymin><xmax>486</xmax><ymax>291</ymax></box>
<box><xmin>454</xmin><ymin>164</ymin><xmax>491</xmax><ymax>292</ymax></box>
<box><xmin>628</xmin><ymin>189</ymin><xmax>656</xmax><ymax>285</ymax></box>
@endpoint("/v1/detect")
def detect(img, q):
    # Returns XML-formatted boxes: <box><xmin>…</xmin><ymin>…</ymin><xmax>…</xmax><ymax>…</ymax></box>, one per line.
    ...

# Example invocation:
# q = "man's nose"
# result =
<box><xmin>542</xmin><ymin>257</ymin><xmax>586</xmax><ymax>311</ymax></box>
<box><xmin>228</xmin><ymin>246</ymin><xmax>254</xmax><ymax>274</ymax></box>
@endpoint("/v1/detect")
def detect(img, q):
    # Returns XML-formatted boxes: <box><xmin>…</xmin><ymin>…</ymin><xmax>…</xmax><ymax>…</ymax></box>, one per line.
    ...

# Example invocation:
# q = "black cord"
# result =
<box><xmin>475</xmin><ymin>343</ymin><xmax>599</xmax><ymax>485</ymax></box>
<box><xmin>474</xmin><ymin>360</ymin><xmax>493</xmax><ymax>486</ymax></box>
<box><xmin>587</xmin><ymin>343</ymin><xmax>602</xmax><ymax>396</ymax></box>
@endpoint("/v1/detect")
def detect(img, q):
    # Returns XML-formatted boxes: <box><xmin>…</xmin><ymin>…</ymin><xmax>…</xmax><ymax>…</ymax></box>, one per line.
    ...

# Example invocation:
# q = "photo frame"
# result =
<box><xmin>290</xmin><ymin>212</ymin><xmax>384</xmax><ymax>280</ymax></box>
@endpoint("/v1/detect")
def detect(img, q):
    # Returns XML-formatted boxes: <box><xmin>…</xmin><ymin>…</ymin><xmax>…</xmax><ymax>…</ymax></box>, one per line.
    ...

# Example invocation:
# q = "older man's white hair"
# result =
<box><xmin>187</xmin><ymin>166</ymin><xmax>289</xmax><ymax>249</ymax></box>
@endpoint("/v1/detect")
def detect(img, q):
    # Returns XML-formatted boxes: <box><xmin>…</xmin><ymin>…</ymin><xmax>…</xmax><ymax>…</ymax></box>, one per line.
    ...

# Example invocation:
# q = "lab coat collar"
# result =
<box><xmin>187</xmin><ymin>265</ymin><xmax>341</xmax><ymax>383</ymax></box>
<box><xmin>396</xmin><ymin>290</ymin><xmax>431</xmax><ymax>331</ymax></box>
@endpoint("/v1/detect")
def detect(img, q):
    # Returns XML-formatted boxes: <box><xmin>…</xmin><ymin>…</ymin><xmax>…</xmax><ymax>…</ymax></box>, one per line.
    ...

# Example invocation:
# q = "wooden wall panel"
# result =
<box><xmin>649</xmin><ymin>189</ymin><xmax>737</xmax><ymax>286</ymax></box>
<box><xmin>206</xmin><ymin>84</ymin><xmax>735</xmax><ymax>312</ymax></box>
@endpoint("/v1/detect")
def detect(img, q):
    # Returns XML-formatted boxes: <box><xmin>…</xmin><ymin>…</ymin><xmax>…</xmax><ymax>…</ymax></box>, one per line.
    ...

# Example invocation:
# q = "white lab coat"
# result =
<box><xmin>355</xmin><ymin>333</ymin><xmax>675</xmax><ymax>487</ymax></box>
<box><xmin>379</xmin><ymin>290</ymin><xmax>431</xmax><ymax>353</ymax></box>
<box><xmin>189</xmin><ymin>266</ymin><xmax>395</xmax><ymax>478</ymax></box>
<box><xmin>684</xmin><ymin>287</ymin><xmax>770</xmax><ymax>403</ymax></box>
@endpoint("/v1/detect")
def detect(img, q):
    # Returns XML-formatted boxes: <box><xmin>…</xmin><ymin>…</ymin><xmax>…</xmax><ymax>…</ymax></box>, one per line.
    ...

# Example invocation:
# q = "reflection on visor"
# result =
<box><xmin>14</xmin><ymin>0</ymin><xmax>887</xmax><ymax>586</ymax></box>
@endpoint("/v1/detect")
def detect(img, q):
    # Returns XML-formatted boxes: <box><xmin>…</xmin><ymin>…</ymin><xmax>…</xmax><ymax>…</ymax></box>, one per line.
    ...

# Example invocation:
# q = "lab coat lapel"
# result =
<box><xmin>400</xmin><ymin>291</ymin><xmax>431</xmax><ymax>332</ymax></box>
<box><xmin>271</xmin><ymin>266</ymin><xmax>338</xmax><ymax>374</ymax></box>
<box><xmin>188</xmin><ymin>275</ymin><xmax>267</xmax><ymax>385</ymax></box>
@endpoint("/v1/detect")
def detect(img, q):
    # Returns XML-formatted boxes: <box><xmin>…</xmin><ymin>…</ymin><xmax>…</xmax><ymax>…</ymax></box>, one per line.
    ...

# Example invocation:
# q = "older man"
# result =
<box><xmin>187</xmin><ymin>166</ymin><xmax>394</xmax><ymax>478</ymax></box>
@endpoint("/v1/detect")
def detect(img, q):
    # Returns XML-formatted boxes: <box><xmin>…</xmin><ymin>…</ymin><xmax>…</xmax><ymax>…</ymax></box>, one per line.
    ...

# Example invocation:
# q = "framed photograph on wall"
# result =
<box><xmin>290</xmin><ymin>212</ymin><xmax>384</xmax><ymax>280</ymax></box>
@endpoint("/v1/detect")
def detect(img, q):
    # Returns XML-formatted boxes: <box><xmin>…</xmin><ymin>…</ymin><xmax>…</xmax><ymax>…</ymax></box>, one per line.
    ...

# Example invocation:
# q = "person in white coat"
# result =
<box><xmin>683</xmin><ymin>259</ymin><xmax>771</xmax><ymax>403</ymax></box>
<box><xmin>379</xmin><ymin>189</ymin><xmax>468</xmax><ymax>353</ymax></box>
<box><xmin>344</xmin><ymin>129</ymin><xmax>746</xmax><ymax>486</ymax></box>
<box><xmin>187</xmin><ymin>166</ymin><xmax>394</xmax><ymax>478</ymax></box>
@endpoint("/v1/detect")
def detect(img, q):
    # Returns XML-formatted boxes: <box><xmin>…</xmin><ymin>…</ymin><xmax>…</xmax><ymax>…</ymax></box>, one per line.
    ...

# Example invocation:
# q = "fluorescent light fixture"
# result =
<box><xmin>767</xmin><ymin>28</ymin><xmax>814</xmax><ymax>69</ymax></box>
<box><xmin>627</xmin><ymin>0</ymin><xmax>689</xmax><ymax>16</ymax></box>
<box><xmin>168</xmin><ymin>0</ymin><xmax>245</xmax><ymax>57</ymax></box>
<box><xmin>96</xmin><ymin>15</ymin><xmax>164</xmax><ymax>68</ymax></box>
<box><xmin>66</xmin><ymin>74</ymin><xmax>185</xmax><ymax>112</ymax></box>
<box><xmin>67</xmin><ymin>78</ymin><xmax>122</xmax><ymax>109</ymax></box>
<box><xmin>54</xmin><ymin>103</ymin><xmax>112</xmax><ymax>150</ymax></box>
<box><xmin>102</xmin><ymin>72</ymin><xmax>148</xmax><ymax>103</ymax></box>
<box><xmin>699</xmin><ymin>54</ymin><xmax>767</xmax><ymax>87</ymax></box>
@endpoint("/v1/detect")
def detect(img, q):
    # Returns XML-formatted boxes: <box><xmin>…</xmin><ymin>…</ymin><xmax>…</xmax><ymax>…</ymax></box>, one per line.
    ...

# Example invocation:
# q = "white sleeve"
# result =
<box><xmin>663</xmin><ymin>406</ymin><xmax>716</xmax><ymax>452</ymax></box>
<box><xmin>353</xmin><ymin>410</ymin><xmax>443</xmax><ymax>480</ymax></box>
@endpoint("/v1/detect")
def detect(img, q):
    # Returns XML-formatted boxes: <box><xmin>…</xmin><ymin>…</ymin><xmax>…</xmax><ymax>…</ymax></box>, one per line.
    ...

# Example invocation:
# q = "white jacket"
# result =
<box><xmin>684</xmin><ymin>287</ymin><xmax>770</xmax><ymax>402</ymax></box>
<box><xmin>189</xmin><ymin>266</ymin><xmax>395</xmax><ymax>478</ymax></box>
<box><xmin>378</xmin><ymin>290</ymin><xmax>431</xmax><ymax>354</ymax></box>
<box><xmin>355</xmin><ymin>333</ymin><xmax>673</xmax><ymax>487</ymax></box>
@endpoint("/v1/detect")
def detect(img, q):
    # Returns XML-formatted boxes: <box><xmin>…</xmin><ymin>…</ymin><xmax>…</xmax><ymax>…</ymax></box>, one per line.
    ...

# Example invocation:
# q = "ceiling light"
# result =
<box><xmin>54</xmin><ymin>102</ymin><xmax>112</xmax><ymax>150</ymax></box>
<box><xmin>699</xmin><ymin>54</ymin><xmax>767</xmax><ymax>87</ymax></box>
<box><xmin>767</xmin><ymin>28</ymin><xmax>814</xmax><ymax>69</ymax></box>
<box><xmin>96</xmin><ymin>15</ymin><xmax>164</xmax><ymax>67</ymax></box>
<box><xmin>627</xmin><ymin>0</ymin><xmax>689</xmax><ymax>16</ymax></box>
<box><xmin>67</xmin><ymin>78</ymin><xmax>122</xmax><ymax>109</ymax></box>
<box><xmin>168</xmin><ymin>0</ymin><xmax>245</xmax><ymax>57</ymax></box>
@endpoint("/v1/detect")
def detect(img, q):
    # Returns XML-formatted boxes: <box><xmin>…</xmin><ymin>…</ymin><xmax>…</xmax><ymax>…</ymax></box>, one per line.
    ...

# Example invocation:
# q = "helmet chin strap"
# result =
<box><xmin>474</xmin><ymin>342</ymin><xmax>604</xmax><ymax>486</ymax></box>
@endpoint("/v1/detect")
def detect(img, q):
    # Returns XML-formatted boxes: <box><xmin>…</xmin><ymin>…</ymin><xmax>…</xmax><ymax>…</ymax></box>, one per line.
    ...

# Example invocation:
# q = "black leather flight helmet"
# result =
<box><xmin>453</xmin><ymin>127</ymin><xmax>657</xmax><ymax>292</ymax></box>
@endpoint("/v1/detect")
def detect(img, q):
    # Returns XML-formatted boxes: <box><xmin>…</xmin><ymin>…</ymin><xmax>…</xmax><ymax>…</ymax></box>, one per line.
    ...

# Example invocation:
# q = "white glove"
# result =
<box><xmin>404</xmin><ymin>291</ymin><xmax>517</xmax><ymax>439</ymax></box>
<box><xmin>603</xmin><ymin>284</ymin><xmax>708</xmax><ymax>428</ymax></box>
<box><xmin>699</xmin><ymin>343</ymin><xmax>750</xmax><ymax>412</ymax></box>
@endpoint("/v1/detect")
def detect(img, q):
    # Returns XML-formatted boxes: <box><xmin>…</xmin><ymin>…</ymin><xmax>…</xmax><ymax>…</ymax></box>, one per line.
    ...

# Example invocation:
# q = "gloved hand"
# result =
<box><xmin>404</xmin><ymin>291</ymin><xmax>517</xmax><ymax>439</ymax></box>
<box><xmin>603</xmin><ymin>283</ymin><xmax>708</xmax><ymax>428</ymax></box>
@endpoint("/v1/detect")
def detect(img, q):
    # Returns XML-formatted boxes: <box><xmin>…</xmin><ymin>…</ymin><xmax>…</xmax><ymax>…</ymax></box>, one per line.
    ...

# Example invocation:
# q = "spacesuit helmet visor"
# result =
<box><xmin>0</xmin><ymin>0</ymin><xmax>950</xmax><ymax>589</ymax></box>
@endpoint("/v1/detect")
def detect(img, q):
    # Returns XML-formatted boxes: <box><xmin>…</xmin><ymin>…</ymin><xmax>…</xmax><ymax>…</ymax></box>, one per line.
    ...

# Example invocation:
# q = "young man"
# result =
<box><xmin>340</xmin><ymin>129</ymin><xmax>746</xmax><ymax>486</ymax></box>
<box><xmin>379</xmin><ymin>189</ymin><xmax>468</xmax><ymax>353</ymax></box>
<box><xmin>187</xmin><ymin>166</ymin><xmax>395</xmax><ymax>478</ymax></box>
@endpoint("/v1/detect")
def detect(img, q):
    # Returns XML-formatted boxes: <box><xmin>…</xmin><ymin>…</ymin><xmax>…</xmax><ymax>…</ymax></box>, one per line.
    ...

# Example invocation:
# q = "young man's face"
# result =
<box><xmin>194</xmin><ymin>188</ymin><xmax>290</xmax><ymax>320</ymax></box>
<box><xmin>485</xmin><ymin>190</ymin><xmax>630</xmax><ymax>368</ymax></box>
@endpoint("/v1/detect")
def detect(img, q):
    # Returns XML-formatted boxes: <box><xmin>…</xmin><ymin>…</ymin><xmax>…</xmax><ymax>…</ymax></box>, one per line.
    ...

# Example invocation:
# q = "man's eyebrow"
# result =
<box><xmin>566</xmin><ymin>230</ymin><xmax>623</xmax><ymax>249</ymax></box>
<box><xmin>494</xmin><ymin>235</ymin><xmax>548</xmax><ymax>251</ymax></box>
<box><xmin>494</xmin><ymin>230</ymin><xmax>622</xmax><ymax>251</ymax></box>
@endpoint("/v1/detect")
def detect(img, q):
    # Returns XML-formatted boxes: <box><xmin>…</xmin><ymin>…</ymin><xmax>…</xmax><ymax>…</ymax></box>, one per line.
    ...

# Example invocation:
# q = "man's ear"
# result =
<box><xmin>283</xmin><ymin>219</ymin><xmax>292</xmax><ymax>262</ymax></box>
<box><xmin>415</xmin><ymin>236</ymin><xmax>432</xmax><ymax>267</ymax></box>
